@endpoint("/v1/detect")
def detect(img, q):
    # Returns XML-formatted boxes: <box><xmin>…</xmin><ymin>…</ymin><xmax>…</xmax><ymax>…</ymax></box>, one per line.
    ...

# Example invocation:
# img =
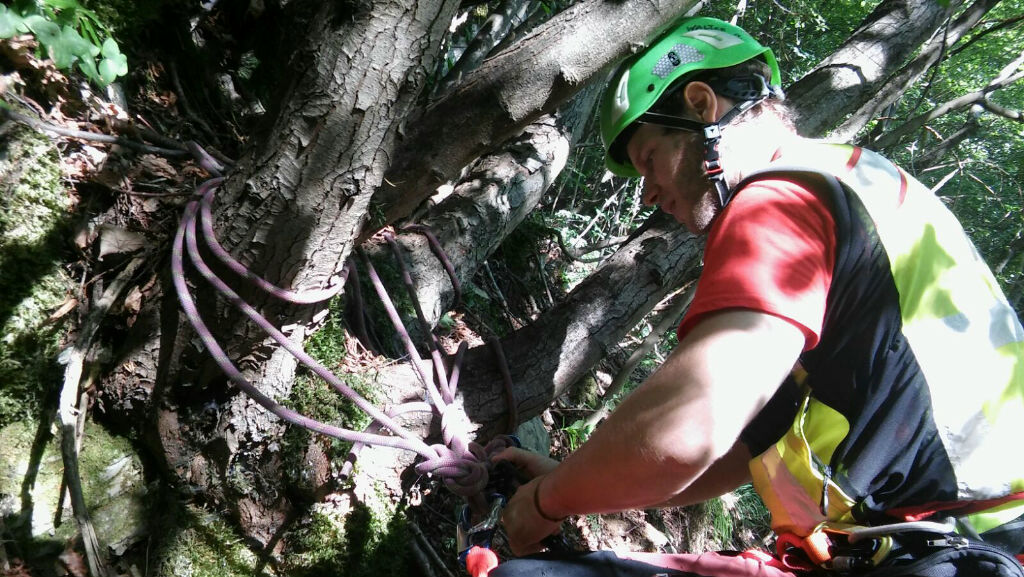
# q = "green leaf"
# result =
<box><xmin>60</xmin><ymin>24</ymin><xmax>94</xmax><ymax>57</ymax></box>
<box><xmin>98</xmin><ymin>52</ymin><xmax>127</xmax><ymax>84</ymax></box>
<box><xmin>40</xmin><ymin>0</ymin><xmax>83</xmax><ymax>10</ymax></box>
<box><xmin>0</xmin><ymin>6</ymin><xmax>24</xmax><ymax>39</ymax></box>
<box><xmin>77</xmin><ymin>56</ymin><xmax>103</xmax><ymax>85</ymax></box>
<box><xmin>79</xmin><ymin>17</ymin><xmax>100</xmax><ymax>45</ymax></box>
<box><xmin>48</xmin><ymin>40</ymin><xmax>74</xmax><ymax>68</ymax></box>
<box><xmin>23</xmin><ymin>14</ymin><xmax>61</xmax><ymax>45</ymax></box>
<box><xmin>100</xmin><ymin>36</ymin><xmax>120</xmax><ymax>58</ymax></box>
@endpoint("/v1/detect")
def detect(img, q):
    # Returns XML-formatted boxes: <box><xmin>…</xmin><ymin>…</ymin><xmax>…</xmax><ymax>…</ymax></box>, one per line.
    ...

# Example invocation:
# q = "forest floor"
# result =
<box><xmin>1</xmin><ymin>24</ymin><xmax>772</xmax><ymax>577</ymax></box>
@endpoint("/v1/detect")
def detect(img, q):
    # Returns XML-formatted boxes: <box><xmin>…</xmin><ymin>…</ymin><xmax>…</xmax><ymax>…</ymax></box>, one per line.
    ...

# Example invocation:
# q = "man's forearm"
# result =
<box><xmin>535</xmin><ymin>310</ymin><xmax>803</xmax><ymax>519</ymax></box>
<box><xmin>653</xmin><ymin>438</ymin><xmax>752</xmax><ymax>508</ymax></box>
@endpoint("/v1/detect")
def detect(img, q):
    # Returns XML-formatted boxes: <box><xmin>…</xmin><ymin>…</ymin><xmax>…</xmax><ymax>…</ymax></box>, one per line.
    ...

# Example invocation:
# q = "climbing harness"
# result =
<box><xmin>774</xmin><ymin>520</ymin><xmax>1024</xmax><ymax>576</ymax></box>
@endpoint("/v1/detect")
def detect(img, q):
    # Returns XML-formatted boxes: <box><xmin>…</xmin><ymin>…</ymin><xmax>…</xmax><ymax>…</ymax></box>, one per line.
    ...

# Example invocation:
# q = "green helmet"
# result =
<box><xmin>600</xmin><ymin>17</ymin><xmax>782</xmax><ymax>177</ymax></box>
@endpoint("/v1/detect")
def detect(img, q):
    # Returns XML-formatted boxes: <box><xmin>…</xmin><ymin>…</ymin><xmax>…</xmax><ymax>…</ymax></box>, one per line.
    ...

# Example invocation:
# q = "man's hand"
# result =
<box><xmin>491</xmin><ymin>447</ymin><xmax>559</xmax><ymax>479</ymax></box>
<box><xmin>490</xmin><ymin>448</ymin><xmax>562</xmax><ymax>554</ymax></box>
<box><xmin>497</xmin><ymin>475</ymin><xmax>563</xmax><ymax>555</ymax></box>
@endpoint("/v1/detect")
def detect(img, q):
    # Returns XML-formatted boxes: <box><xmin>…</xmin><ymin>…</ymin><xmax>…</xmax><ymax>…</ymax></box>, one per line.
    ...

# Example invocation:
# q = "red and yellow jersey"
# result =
<box><xmin>680</xmin><ymin>142</ymin><xmax>1024</xmax><ymax>546</ymax></box>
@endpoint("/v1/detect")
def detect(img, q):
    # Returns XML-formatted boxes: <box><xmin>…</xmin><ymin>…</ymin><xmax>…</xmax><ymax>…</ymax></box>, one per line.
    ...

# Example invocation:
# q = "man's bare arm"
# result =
<box><xmin>500</xmin><ymin>309</ymin><xmax>803</xmax><ymax>554</ymax></box>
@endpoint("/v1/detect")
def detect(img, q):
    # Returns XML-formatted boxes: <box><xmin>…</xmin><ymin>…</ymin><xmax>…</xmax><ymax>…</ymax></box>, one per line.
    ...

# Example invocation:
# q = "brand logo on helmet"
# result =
<box><xmin>682</xmin><ymin>29</ymin><xmax>744</xmax><ymax>49</ymax></box>
<box><xmin>653</xmin><ymin>44</ymin><xmax>703</xmax><ymax>79</ymax></box>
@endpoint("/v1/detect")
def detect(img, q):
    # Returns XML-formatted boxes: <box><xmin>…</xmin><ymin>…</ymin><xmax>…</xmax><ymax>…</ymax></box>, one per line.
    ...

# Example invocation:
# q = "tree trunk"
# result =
<box><xmin>457</xmin><ymin>213</ymin><xmax>704</xmax><ymax>440</ymax></box>
<box><xmin>100</xmin><ymin>0</ymin><xmax>698</xmax><ymax>545</ymax></box>
<box><xmin>786</xmin><ymin>0</ymin><xmax>960</xmax><ymax>137</ymax></box>
<box><xmin>352</xmin><ymin>212</ymin><xmax>704</xmax><ymax>445</ymax></box>
<box><xmin>431</xmin><ymin>0</ymin><xmax>538</xmax><ymax>100</ymax></box>
<box><xmin>107</xmin><ymin>0</ymin><xmax>462</xmax><ymax>545</ymax></box>
<box><xmin>92</xmin><ymin>0</ymin><xmax>1000</xmax><ymax>550</ymax></box>
<box><xmin>829</xmin><ymin>0</ymin><xmax>1003</xmax><ymax>143</ymax></box>
<box><xmin>365</xmin><ymin>84</ymin><xmax>600</xmax><ymax>329</ymax></box>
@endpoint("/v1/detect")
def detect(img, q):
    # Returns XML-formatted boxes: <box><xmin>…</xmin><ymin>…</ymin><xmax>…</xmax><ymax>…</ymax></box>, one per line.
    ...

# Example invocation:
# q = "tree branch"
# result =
<box><xmin>916</xmin><ymin>112</ymin><xmax>981</xmax><ymax>169</ymax></box>
<box><xmin>582</xmin><ymin>283</ymin><xmax>696</xmax><ymax>429</ymax></box>
<box><xmin>949</xmin><ymin>14</ymin><xmax>1024</xmax><ymax>58</ymax></box>
<box><xmin>980</xmin><ymin>97</ymin><xmax>1023</xmax><ymax>121</ymax></box>
<box><xmin>873</xmin><ymin>55</ymin><xmax>1024</xmax><ymax>149</ymax></box>
<box><xmin>59</xmin><ymin>256</ymin><xmax>144</xmax><ymax>577</ymax></box>
<box><xmin>786</xmin><ymin>0</ymin><xmax>961</xmax><ymax>137</ymax></box>
<box><xmin>831</xmin><ymin>0</ymin><xmax>1000</xmax><ymax>142</ymax></box>
<box><xmin>432</xmin><ymin>0</ymin><xmax>537</xmax><ymax>99</ymax></box>
<box><xmin>369</xmin><ymin>0</ymin><xmax>703</xmax><ymax>233</ymax></box>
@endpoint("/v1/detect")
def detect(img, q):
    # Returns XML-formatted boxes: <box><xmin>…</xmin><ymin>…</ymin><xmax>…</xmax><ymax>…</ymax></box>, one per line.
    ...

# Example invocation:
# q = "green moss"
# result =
<box><xmin>359</xmin><ymin>254</ymin><xmax>421</xmax><ymax>355</ymax></box>
<box><xmin>281</xmin><ymin>304</ymin><xmax>381</xmax><ymax>491</ymax></box>
<box><xmin>569</xmin><ymin>374</ymin><xmax>601</xmax><ymax>408</ymax></box>
<box><xmin>154</xmin><ymin>503</ymin><xmax>267</xmax><ymax>577</ymax></box>
<box><xmin>286</xmin><ymin>493</ymin><xmax>412</xmax><ymax>577</ymax></box>
<box><xmin>304</xmin><ymin>295</ymin><xmax>349</xmax><ymax>369</ymax></box>
<box><xmin>0</xmin><ymin>419</ymin><xmax>148</xmax><ymax>560</ymax></box>
<box><xmin>0</xmin><ymin>124</ymin><xmax>74</xmax><ymax>429</ymax></box>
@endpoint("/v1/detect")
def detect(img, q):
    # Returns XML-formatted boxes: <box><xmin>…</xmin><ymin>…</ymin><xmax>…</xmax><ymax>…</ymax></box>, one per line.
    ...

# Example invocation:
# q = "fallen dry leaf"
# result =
<box><xmin>97</xmin><ymin>224</ymin><xmax>148</xmax><ymax>259</ymax></box>
<box><xmin>45</xmin><ymin>297</ymin><xmax>79</xmax><ymax>325</ymax></box>
<box><xmin>136</xmin><ymin>154</ymin><xmax>179</xmax><ymax>181</ymax></box>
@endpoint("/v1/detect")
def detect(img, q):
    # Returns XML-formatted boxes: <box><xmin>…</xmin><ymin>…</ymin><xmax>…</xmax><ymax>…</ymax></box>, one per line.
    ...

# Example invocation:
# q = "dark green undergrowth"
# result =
<box><xmin>286</xmin><ymin>501</ymin><xmax>412</xmax><ymax>577</ymax></box>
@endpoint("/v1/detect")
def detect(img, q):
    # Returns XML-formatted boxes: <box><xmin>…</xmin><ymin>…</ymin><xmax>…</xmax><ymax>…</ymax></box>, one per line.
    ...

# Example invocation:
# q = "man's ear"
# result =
<box><xmin>683</xmin><ymin>81</ymin><xmax>720</xmax><ymax>123</ymax></box>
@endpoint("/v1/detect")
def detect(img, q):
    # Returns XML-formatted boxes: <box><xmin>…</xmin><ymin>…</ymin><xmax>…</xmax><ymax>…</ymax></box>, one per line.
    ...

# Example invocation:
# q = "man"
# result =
<box><xmin>491</xmin><ymin>16</ymin><xmax>1024</xmax><ymax>577</ymax></box>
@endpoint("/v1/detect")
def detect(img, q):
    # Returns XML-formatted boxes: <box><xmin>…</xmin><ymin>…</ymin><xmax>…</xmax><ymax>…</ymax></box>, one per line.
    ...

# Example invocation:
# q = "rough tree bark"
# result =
<box><xmin>829</xmin><ymin>0</ymin><xmax>1003</xmax><ymax>142</ymax></box>
<box><xmin>371</xmin><ymin>0</ymin><xmax>703</xmax><ymax>228</ymax></box>
<box><xmin>431</xmin><ymin>0</ymin><xmax>538</xmax><ymax>99</ymax></box>
<box><xmin>366</xmin><ymin>84</ymin><xmax>601</xmax><ymax>328</ymax></box>
<box><xmin>108</xmin><ymin>0</ymin><xmax>463</xmax><ymax>545</ymax></box>
<box><xmin>101</xmin><ymin>0</ymin><xmax>700</xmax><ymax>545</ymax></box>
<box><xmin>357</xmin><ymin>211</ymin><xmax>705</xmax><ymax>444</ymax></box>
<box><xmin>786</xmin><ymin>0</ymin><xmax>961</xmax><ymax>137</ymax></box>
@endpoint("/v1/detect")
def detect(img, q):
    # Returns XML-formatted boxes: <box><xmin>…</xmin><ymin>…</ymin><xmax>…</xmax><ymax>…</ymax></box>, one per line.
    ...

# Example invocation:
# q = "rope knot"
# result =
<box><xmin>415</xmin><ymin>444</ymin><xmax>488</xmax><ymax>497</ymax></box>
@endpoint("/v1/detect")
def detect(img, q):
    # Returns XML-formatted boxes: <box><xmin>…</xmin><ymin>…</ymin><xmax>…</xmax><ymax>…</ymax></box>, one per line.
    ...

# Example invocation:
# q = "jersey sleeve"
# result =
<box><xmin>677</xmin><ymin>179</ymin><xmax>837</xmax><ymax>351</ymax></box>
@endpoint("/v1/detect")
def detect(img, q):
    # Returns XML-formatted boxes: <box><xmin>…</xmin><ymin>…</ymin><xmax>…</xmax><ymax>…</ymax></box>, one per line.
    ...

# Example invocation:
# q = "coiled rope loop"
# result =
<box><xmin>172</xmin><ymin>177</ymin><xmax>518</xmax><ymax>501</ymax></box>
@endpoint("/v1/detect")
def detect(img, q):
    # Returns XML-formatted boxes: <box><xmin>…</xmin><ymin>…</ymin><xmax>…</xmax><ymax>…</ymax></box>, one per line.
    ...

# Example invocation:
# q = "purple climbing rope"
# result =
<box><xmin>172</xmin><ymin>177</ymin><xmax>519</xmax><ymax>500</ymax></box>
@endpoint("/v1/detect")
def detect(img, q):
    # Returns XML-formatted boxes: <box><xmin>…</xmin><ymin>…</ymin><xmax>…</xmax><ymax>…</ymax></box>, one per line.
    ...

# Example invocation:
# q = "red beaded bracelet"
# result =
<box><xmin>532</xmin><ymin>476</ymin><xmax>566</xmax><ymax>523</ymax></box>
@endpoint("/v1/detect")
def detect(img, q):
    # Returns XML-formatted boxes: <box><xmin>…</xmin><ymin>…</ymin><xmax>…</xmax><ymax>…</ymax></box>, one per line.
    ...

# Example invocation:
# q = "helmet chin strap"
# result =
<box><xmin>638</xmin><ymin>96</ymin><xmax>767</xmax><ymax>209</ymax></box>
<box><xmin>699</xmin><ymin>97</ymin><xmax>764</xmax><ymax>209</ymax></box>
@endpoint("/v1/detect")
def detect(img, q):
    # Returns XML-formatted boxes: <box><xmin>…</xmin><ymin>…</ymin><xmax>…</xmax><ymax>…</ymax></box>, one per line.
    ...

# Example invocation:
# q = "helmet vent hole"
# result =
<box><xmin>647</xmin><ymin>84</ymin><xmax>655</xmax><ymax>92</ymax></box>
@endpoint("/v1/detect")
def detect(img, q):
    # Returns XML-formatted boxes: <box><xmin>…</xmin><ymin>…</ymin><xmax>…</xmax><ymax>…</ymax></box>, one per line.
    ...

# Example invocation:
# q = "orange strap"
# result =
<box><xmin>775</xmin><ymin>529</ymin><xmax>836</xmax><ymax>571</ymax></box>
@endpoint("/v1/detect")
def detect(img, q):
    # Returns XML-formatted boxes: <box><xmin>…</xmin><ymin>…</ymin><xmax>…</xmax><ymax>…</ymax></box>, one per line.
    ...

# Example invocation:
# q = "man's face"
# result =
<box><xmin>625</xmin><ymin>123</ymin><xmax>718</xmax><ymax>234</ymax></box>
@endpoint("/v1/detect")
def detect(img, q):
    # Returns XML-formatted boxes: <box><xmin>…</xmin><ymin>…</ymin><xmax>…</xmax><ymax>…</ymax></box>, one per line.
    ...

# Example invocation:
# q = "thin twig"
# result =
<box><xmin>58</xmin><ymin>256</ymin><xmax>144</xmax><ymax>577</ymax></box>
<box><xmin>168</xmin><ymin>61</ymin><xmax>217</xmax><ymax>141</ymax></box>
<box><xmin>535</xmin><ymin>253</ymin><xmax>554</xmax><ymax>307</ymax></box>
<box><xmin>583</xmin><ymin>284</ymin><xmax>695</xmax><ymax>430</ymax></box>
<box><xmin>1</xmin><ymin>107</ymin><xmax>188</xmax><ymax>157</ymax></box>
<box><xmin>408</xmin><ymin>539</ymin><xmax>439</xmax><ymax>577</ymax></box>
<box><xmin>409</xmin><ymin>521</ymin><xmax>458</xmax><ymax>577</ymax></box>
<box><xmin>120</xmin><ymin>189</ymin><xmax>196</xmax><ymax>198</ymax></box>
<box><xmin>483</xmin><ymin>261</ymin><xmax>518</xmax><ymax>326</ymax></box>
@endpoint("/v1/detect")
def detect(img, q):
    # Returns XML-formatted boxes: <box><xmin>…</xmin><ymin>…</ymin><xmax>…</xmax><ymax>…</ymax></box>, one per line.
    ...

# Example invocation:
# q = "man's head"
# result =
<box><xmin>599</xmin><ymin>17</ymin><xmax>786</xmax><ymax>232</ymax></box>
